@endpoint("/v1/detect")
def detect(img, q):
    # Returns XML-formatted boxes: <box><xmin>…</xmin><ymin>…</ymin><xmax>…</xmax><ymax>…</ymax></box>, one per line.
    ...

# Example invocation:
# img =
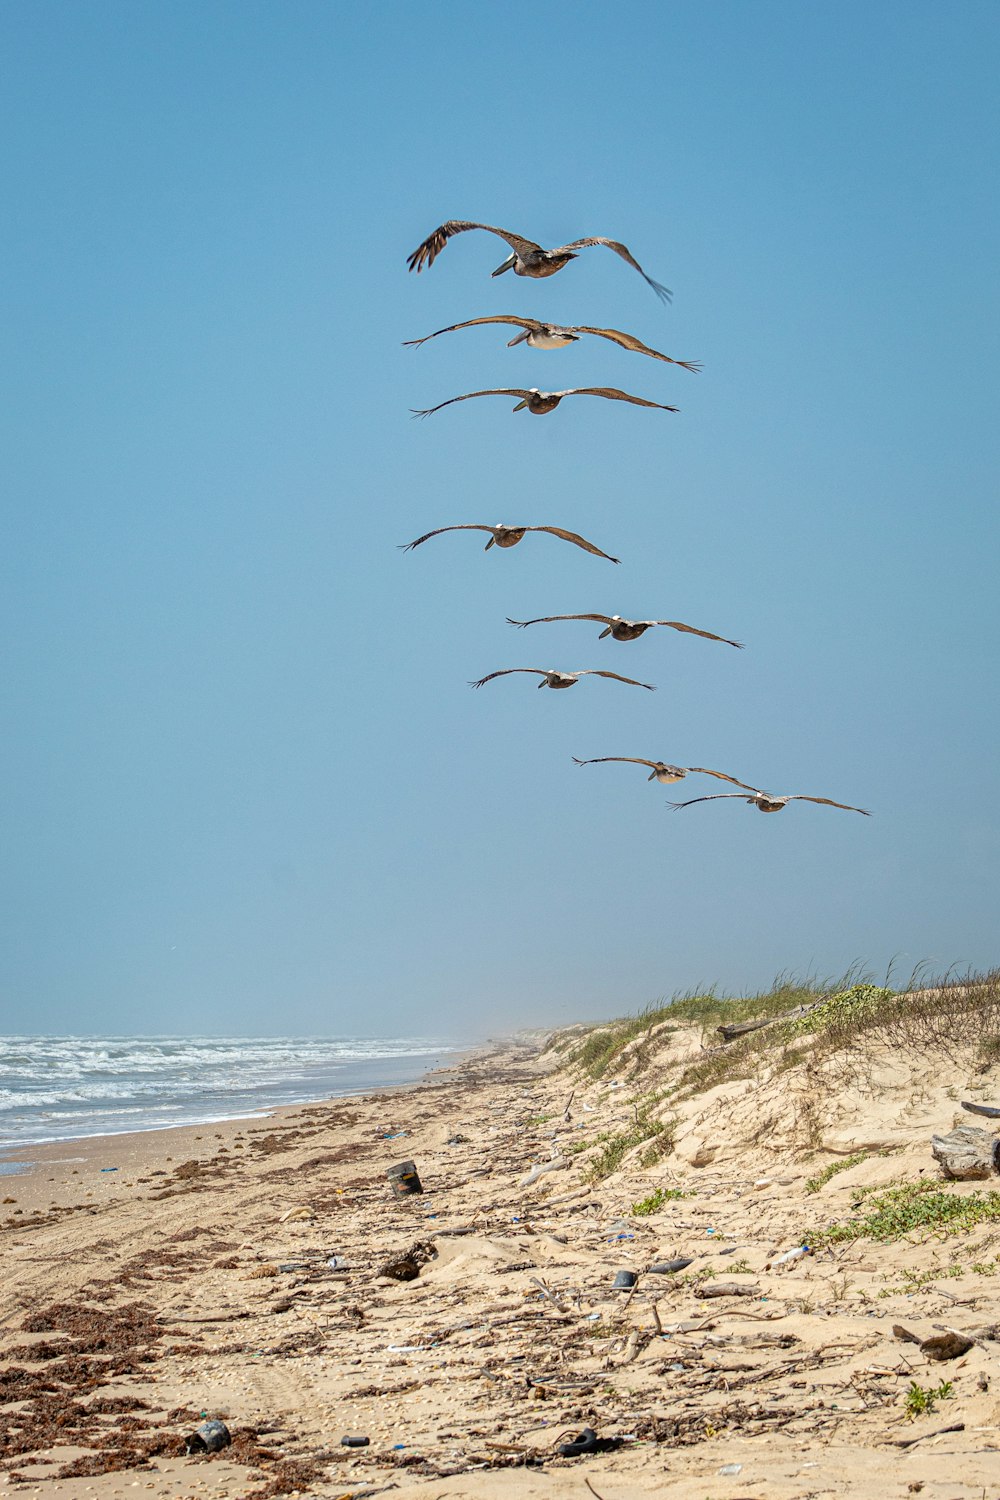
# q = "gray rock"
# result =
<box><xmin>931</xmin><ymin>1125</ymin><xmax>1000</xmax><ymax>1179</ymax></box>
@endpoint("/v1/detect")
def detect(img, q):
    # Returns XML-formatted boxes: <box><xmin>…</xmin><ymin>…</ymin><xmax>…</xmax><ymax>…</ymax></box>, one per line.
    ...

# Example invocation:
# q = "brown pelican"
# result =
<box><xmin>399</xmin><ymin>523</ymin><xmax>619</xmax><ymax>563</ymax></box>
<box><xmin>507</xmin><ymin>613</ymin><xmax>743</xmax><ymax>649</ymax></box>
<box><xmin>572</xmin><ymin>758</ymin><xmax>754</xmax><ymax>786</ymax></box>
<box><xmin>412</xmin><ymin>387</ymin><xmax>678</xmax><ymax>419</ymax></box>
<box><xmin>403</xmin><ymin>316</ymin><xmax>699</xmax><ymax>370</ymax></box>
<box><xmin>406</xmin><ymin>220</ymin><xmax>670</xmax><ymax>302</ymax></box>
<box><xmin>470</xmin><ymin>669</ymin><xmax>655</xmax><ymax>692</ymax></box>
<box><xmin>668</xmin><ymin>789</ymin><xmax>872</xmax><ymax>815</ymax></box>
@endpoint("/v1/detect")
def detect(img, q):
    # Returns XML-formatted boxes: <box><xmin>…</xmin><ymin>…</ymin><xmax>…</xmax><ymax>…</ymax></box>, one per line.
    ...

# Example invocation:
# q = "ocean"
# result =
<box><xmin>0</xmin><ymin>1035</ymin><xmax>467</xmax><ymax>1156</ymax></box>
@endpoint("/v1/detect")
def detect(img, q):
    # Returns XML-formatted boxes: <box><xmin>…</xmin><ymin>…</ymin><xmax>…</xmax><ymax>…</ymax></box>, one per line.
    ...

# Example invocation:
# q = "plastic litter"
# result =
<box><xmin>341</xmin><ymin>1435</ymin><xmax>370</xmax><ymax>1447</ymax></box>
<box><xmin>718</xmin><ymin>1463</ymin><xmax>743</xmax><ymax>1475</ymax></box>
<box><xmin>770</xmin><ymin>1244</ymin><xmax>810</xmax><ymax>1266</ymax></box>
<box><xmin>557</xmin><ymin>1427</ymin><xmax>624</xmax><ymax>1458</ymax></box>
<box><xmin>612</xmin><ymin>1269</ymin><xmax>638</xmax><ymax>1290</ymax></box>
<box><xmin>100</xmin><ymin>1167</ymin><xmax>119</xmax><ymax>1173</ymax></box>
<box><xmin>185</xmin><ymin>1420</ymin><xmax>232</xmax><ymax>1455</ymax></box>
<box><xmin>386</xmin><ymin>1160</ymin><xmax>423</xmax><ymax>1196</ymax></box>
<box><xmin>648</xmin><ymin>1257</ymin><xmax>694</xmax><ymax>1275</ymax></box>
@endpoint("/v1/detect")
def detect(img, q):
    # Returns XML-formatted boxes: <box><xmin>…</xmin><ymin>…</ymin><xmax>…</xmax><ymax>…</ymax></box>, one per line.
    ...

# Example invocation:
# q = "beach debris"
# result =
<box><xmin>767</xmin><ymin>1244</ymin><xmax>811</xmax><ymax>1268</ymax></box>
<box><xmin>648</xmin><ymin>1257</ymin><xmax>694</xmax><ymax>1275</ymax></box>
<box><xmin>340</xmin><ymin>1435</ymin><xmax>370</xmax><ymax>1447</ymax></box>
<box><xmin>893</xmin><ymin>1325</ymin><xmax>975</xmax><ymax>1361</ymax></box>
<box><xmin>612</xmin><ymin>1269</ymin><xmax>639</xmax><ymax>1290</ymax></box>
<box><xmin>961</xmin><ymin>1100</ymin><xmax>1000</xmax><ymax>1119</ymax></box>
<box><xmin>99</xmin><ymin>1166</ymin><xmax>120</xmax><ymax>1173</ymax></box>
<box><xmin>379</xmin><ymin>1240</ymin><xmax>437</xmax><ymax>1281</ymax></box>
<box><xmin>446</xmin><ymin>1133</ymin><xmax>470</xmax><ymax>1144</ymax></box>
<box><xmin>556</xmin><ymin>1426</ymin><xmax>625</xmax><ymax>1458</ymax></box>
<box><xmin>694</xmin><ymin>1281</ymin><xmax>761</xmax><ymax>1299</ymax></box>
<box><xmin>931</xmin><ymin>1125</ymin><xmax>1000</xmax><ymax>1179</ymax></box>
<box><xmin>520</xmin><ymin>1156</ymin><xmax>568</xmax><ymax>1186</ymax></box>
<box><xmin>185</xmin><ymin>1419</ymin><xmax>232</xmax><ymax>1455</ymax></box>
<box><xmin>890</xmin><ymin>1422</ymin><xmax>965</xmax><ymax>1449</ymax></box>
<box><xmin>244</xmin><ymin>1263</ymin><xmax>280</xmax><ymax>1280</ymax></box>
<box><xmin>387</xmin><ymin>1159</ymin><xmax>423</xmax><ymax>1196</ymax></box>
<box><xmin>279</xmin><ymin>1205</ymin><xmax>316</xmax><ymax>1222</ymax></box>
<box><xmin>718</xmin><ymin>1462</ymin><xmax>744</xmax><ymax>1475</ymax></box>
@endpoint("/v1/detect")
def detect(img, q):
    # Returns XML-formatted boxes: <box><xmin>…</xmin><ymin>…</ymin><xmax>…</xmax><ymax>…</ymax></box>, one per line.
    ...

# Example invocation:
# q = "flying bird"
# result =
<box><xmin>412</xmin><ymin>387</ymin><xmax>678</xmax><ymax>419</ymax></box>
<box><xmin>668</xmin><ymin>789</ymin><xmax>872</xmax><ymax>815</ymax></box>
<box><xmin>403</xmin><ymin>315</ymin><xmax>699</xmax><ymax>370</ymax></box>
<box><xmin>470</xmin><ymin>669</ymin><xmax>655</xmax><ymax>692</ymax></box>
<box><xmin>398</xmin><ymin>523</ymin><xmax>619</xmax><ymax>563</ymax></box>
<box><xmin>572</xmin><ymin>757</ymin><xmax>754</xmax><ymax>786</ymax></box>
<box><xmin>406</xmin><ymin>220</ymin><xmax>670</xmax><ymax>302</ymax></box>
<box><xmin>507</xmin><ymin>612</ymin><xmax>743</xmax><ymax>649</ymax></box>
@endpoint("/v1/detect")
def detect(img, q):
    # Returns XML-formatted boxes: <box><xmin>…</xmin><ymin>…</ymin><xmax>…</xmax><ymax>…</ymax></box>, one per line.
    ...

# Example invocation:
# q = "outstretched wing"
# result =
<box><xmin>411</xmin><ymin>389</ymin><xmax>529</xmax><ymax>418</ymax></box>
<box><xmin>788</xmin><ymin>796</ymin><xmax>872</xmax><ymax>816</ymax></box>
<box><xmin>399</xmin><ymin>524</ymin><xmax>493</xmax><ymax>552</ymax></box>
<box><xmin>685</xmin><ymin>768</ymin><xmax>760</xmax><ymax>789</ymax></box>
<box><xmin>407</xmin><ymin>221</ymin><xmax>542</xmax><ymax>273</ymax></box>
<box><xmin>668</xmin><ymin>794</ymin><xmax>747</xmax><ymax>810</ymax></box>
<box><xmin>574</xmin><ymin>325</ymin><xmax>699</xmax><ymax>370</ymax></box>
<box><xmin>529</xmin><ymin>527</ymin><xmax>620</xmax><ymax>563</ymax></box>
<box><xmin>579</xmin><ymin>670</ymin><xmax>655</xmax><ymax>690</ymax></box>
<box><xmin>556</xmin><ymin>237</ymin><xmax>671</xmax><ymax>302</ymax></box>
<box><xmin>573</xmin><ymin>756</ymin><xmax>657</xmax><ymax>769</ymax></box>
<box><xmin>403</xmin><ymin>315</ymin><xmax>539</xmax><ymax>348</ymax></box>
<box><xmin>469</xmin><ymin>668</ymin><xmax>544</xmax><ymax>689</ymax></box>
<box><xmin>566</xmin><ymin>387</ymin><xmax>679</xmax><ymax>412</ymax></box>
<box><xmin>507</xmin><ymin>613</ymin><xmax>612</xmax><ymax>629</ymax></box>
<box><xmin>655</xmin><ymin>620</ymin><xmax>744</xmax><ymax>648</ymax></box>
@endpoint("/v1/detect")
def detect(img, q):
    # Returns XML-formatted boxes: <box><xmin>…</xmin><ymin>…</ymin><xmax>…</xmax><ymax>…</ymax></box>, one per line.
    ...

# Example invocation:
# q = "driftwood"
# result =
<box><xmin>716</xmin><ymin>1000</ymin><xmax>822</xmax><ymax>1044</ymax></box>
<box><xmin>961</xmin><ymin>1100</ymin><xmax>1000</xmax><ymax>1119</ymax></box>
<box><xmin>931</xmin><ymin>1124</ymin><xmax>1000</xmax><ymax>1179</ymax></box>
<box><xmin>890</xmin><ymin>1421</ymin><xmax>965</xmax><ymax>1449</ymax></box>
<box><xmin>694</xmin><ymin>1281</ymin><xmax>762</xmax><ymax>1299</ymax></box>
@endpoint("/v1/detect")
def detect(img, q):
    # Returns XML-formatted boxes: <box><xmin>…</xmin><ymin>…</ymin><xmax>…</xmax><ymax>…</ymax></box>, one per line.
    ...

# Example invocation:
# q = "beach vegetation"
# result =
<box><xmin>631</xmin><ymin>1186</ymin><xmax>689</xmax><ymax>1215</ymax></box>
<box><xmin>904</xmin><ymin>1379</ymin><xmax>954</xmax><ymax>1419</ymax></box>
<box><xmin>585</xmin><ymin>1104</ymin><xmax>676</xmax><ymax>1181</ymax></box>
<box><xmin>805</xmin><ymin>1152</ymin><xmax>872</xmax><ymax>1193</ymax></box>
<box><xmin>816</xmin><ymin>1179</ymin><xmax>1000</xmax><ymax>1244</ymax></box>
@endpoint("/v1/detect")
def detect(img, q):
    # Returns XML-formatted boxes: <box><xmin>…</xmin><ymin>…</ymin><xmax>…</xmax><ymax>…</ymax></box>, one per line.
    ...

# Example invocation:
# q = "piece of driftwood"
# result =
<box><xmin>694</xmin><ymin>1281</ymin><xmax>762</xmax><ymax>1299</ymax></box>
<box><xmin>893</xmin><ymin>1324</ymin><xmax>974</xmax><ymax>1360</ymax></box>
<box><xmin>716</xmin><ymin>1001</ymin><xmax>821</xmax><ymax>1044</ymax></box>
<box><xmin>931</xmin><ymin>1124</ymin><xmax>1000</xmax><ymax>1179</ymax></box>
<box><xmin>961</xmin><ymin>1100</ymin><xmax>1000</xmax><ymax>1119</ymax></box>
<box><xmin>890</xmin><ymin>1421</ymin><xmax>965</xmax><ymax>1448</ymax></box>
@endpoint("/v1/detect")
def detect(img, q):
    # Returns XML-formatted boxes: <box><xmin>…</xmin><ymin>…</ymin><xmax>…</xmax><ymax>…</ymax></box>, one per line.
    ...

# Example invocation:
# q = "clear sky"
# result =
<box><xmin>2</xmin><ymin>2</ymin><xmax>998</xmax><ymax>1037</ymax></box>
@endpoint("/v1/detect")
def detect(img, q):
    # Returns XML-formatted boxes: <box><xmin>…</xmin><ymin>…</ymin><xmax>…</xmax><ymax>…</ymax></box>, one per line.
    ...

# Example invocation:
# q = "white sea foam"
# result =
<box><xmin>0</xmin><ymin>1034</ymin><xmax>465</xmax><ymax>1151</ymax></box>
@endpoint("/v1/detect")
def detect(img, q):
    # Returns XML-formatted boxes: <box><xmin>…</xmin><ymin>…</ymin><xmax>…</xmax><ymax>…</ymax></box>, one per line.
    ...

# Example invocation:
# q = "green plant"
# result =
<box><xmin>805</xmin><ymin>1152</ymin><xmax>869</xmax><ymax>1193</ymax></box>
<box><xmin>904</xmin><ymin>1379</ymin><xmax>953</xmax><ymax>1419</ymax></box>
<box><xmin>631</xmin><ymin>1186</ymin><xmax>689</xmax><ymax>1216</ymax></box>
<box><xmin>728</xmin><ymin>1257</ymin><xmax>753</xmax><ymax>1274</ymax></box>
<box><xmin>817</xmin><ymin>1180</ymin><xmax>1000</xmax><ymax>1244</ymax></box>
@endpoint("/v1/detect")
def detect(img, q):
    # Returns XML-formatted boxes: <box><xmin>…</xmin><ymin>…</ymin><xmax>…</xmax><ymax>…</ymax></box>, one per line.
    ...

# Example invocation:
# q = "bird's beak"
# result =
<box><xmin>491</xmin><ymin>253</ymin><xmax>516</xmax><ymax>278</ymax></box>
<box><xmin>513</xmin><ymin>400</ymin><xmax>527</xmax><ymax>412</ymax></box>
<box><xmin>484</xmin><ymin>537</ymin><xmax>495</xmax><ymax>550</ymax></box>
<box><xmin>506</xmin><ymin>330</ymin><xmax>529</xmax><ymax>347</ymax></box>
<box><xmin>599</xmin><ymin>626</ymin><xmax>612</xmax><ymax>639</ymax></box>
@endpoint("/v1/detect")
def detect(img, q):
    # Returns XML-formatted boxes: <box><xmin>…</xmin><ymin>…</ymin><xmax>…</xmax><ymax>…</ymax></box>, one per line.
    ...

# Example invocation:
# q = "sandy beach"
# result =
<box><xmin>2</xmin><ymin>1013</ymin><xmax>999</xmax><ymax>1500</ymax></box>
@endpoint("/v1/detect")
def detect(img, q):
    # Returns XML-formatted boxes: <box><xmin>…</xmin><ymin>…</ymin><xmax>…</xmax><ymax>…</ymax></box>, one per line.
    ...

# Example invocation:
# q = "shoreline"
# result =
<box><xmin>0</xmin><ymin>1035</ymin><xmax>497</xmax><ymax>1171</ymax></box>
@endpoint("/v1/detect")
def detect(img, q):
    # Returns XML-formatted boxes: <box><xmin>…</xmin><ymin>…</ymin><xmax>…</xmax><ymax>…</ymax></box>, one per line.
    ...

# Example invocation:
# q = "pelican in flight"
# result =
<box><xmin>399</xmin><ymin>523</ymin><xmax>619</xmax><ymax>563</ymax></box>
<box><xmin>572</xmin><ymin>758</ymin><xmax>753</xmax><ymax>786</ymax></box>
<box><xmin>412</xmin><ymin>387</ymin><xmax>678</xmax><ymax>419</ymax></box>
<box><xmin>404</xmin><ymin>316</ymin><xmax>699</xmax><ymax>370</ymax></box>
<box><xmin>507</xmin><ymin>613</ymin><xmax>743</xmax><ymax>649</ymax></box>
<box><xmin>406</xmin><ymin>220</ymin><xmax>670</xmax><ymax>302</ymax></box>
<box><xmin>470</xmin><ymin>668</ymin><xmax>655</xmax><ymax>692</ymax></box>
<box><xmin>669</xmin><ymin>788</ymin><xmax>871</xmax><ymax>815</ymax></box>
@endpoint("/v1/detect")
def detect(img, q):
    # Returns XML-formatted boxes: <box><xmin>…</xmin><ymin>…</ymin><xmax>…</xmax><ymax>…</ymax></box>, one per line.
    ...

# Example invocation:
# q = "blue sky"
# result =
<box><xmin>2</xmin><ymin>2</ymin><xmax>998</xmax><ymax>1036</ymax></box>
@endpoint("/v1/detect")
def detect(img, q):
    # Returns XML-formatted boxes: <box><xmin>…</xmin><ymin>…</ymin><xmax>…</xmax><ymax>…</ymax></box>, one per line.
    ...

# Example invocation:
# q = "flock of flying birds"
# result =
<box><xmin>401</xmin><ymin>217</ymin><xmax>870</xmax><ymax>819</ymax></box>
